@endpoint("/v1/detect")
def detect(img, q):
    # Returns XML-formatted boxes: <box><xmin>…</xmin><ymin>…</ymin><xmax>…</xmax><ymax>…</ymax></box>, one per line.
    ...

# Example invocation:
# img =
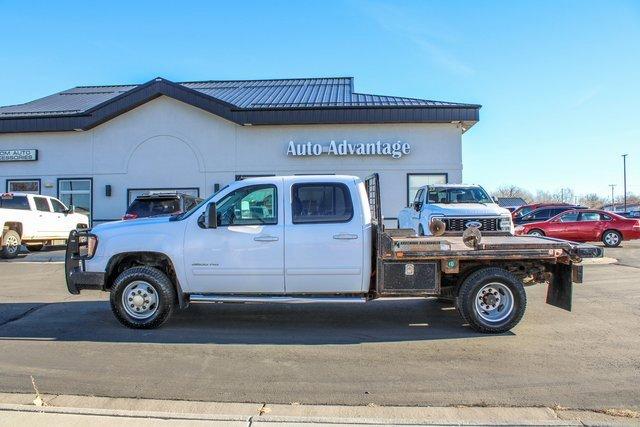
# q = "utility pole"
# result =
<box><xmin>622</xmin><ymin>154</ymin><xmax>628</xmax><ymax>212</ymax></box>
<box><xmin>609</xmin><ymin>184</ymin><xmax>616</xmax><ymax>211</ymax></box>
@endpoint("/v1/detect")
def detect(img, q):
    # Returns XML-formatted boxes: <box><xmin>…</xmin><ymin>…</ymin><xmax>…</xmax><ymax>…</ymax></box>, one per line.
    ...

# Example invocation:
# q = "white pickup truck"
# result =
<box><xmin>398</xmin><ymin>184</ymin><xmax>513</xmax><ymax>236</ymax></box>
<box><xmin>1</xmin><ymin>192</ymin><xmax>89</xmax><ymax>258</ymax></box>
<box><xmin>65</xmin><ymin>174</ymin><xmax>601</xmax><ymax>333</ymax></box>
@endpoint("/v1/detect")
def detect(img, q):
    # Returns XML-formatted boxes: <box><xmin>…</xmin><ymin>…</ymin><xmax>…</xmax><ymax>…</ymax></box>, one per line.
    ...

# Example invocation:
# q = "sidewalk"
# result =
<box><xmin>0</xmin><ymin>393</ymin><xmax>635</xmax><ymax>426</ymax></box>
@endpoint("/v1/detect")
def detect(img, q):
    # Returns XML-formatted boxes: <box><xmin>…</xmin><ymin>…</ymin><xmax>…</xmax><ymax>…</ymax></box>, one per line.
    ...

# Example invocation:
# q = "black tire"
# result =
<box><xmin>527</xmin><ymin>229</ymin><xmax>545</xmax><ymax>237</ymax></box>
<box><xmin>26</xmin><ymin>243</ymin><xmax>44</xmax><ymax>252</ymax></box>
<box><xmin>456</xmin><ymin>267</ymin><xmax>527</xmax><ymax>334</ymax></box>
<box><xmin>110</xmin><ymin>266</ymin><xmax>177</xmax><ymax>329</ymax></box>
<box><xmin>1</xmin><ymin>230</ymin><xmax>21</xmax><ymax>259</ymax></box>
<box><xmin>602</xmin><ymin>230</ymin><xmax>622</xmax><ymax>247</ymax></box>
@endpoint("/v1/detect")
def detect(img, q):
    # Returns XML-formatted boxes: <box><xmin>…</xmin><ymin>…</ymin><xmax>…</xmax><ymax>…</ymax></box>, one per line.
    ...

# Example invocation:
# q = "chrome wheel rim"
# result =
<box><xmin>474</xmin><ymin>282</ymin><xmax>514</xmax><ymax>323</ymax></box>
<box><xmin>604</xmin><ymin>232</ymin><xmax>619</xmax><ymax>246</ymax></box>
<box><xmin>529</xmin><ymin>231</ymin><xmax>542</xmax><ymax>237</ymax></box>
<box><xmin>122</xmin><ymin>281</ymin><xmax>159</xmax><ymax>319</ymax></box>
<box><xmin>5</xmin><ymin>235</ymin><xmax>19</xmax><ymax>254</ymax></box>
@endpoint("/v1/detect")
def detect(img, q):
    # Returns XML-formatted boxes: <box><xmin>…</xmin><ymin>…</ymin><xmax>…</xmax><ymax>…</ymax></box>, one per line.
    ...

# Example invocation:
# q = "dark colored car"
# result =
<box><xmin>515</xmin><ymin>209</ymin><xmax>640</xmax><ymax>247</ymax></box>
<box><xmin>123</xmin><ymin>193</ymin><xmax>202</xmax><ymax>220</ymax></box>
<box><xmin>619</xmin><ymin>211</ymin><xmax>640</xmax><ymax>219</ymax></box>
<box><xmin>511</xmin><ymin>202</ymin><xmax>575</xmax><ymax>220</ymax></box>
<box><xmin>513</xmin><ymin>205</ymin><xmax>586</xmax><ymax>225</ymax></box>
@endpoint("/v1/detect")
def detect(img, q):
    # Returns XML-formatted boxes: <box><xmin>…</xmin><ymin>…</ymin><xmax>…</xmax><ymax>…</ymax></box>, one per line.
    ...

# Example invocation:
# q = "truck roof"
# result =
<box><xmin>422</xmin><ymin>184</ymin><xmax>483</xmax><ymax>189</ymax></box>
<box><xmin>239</xmin><ymin>175</ymin><xmax>359</xmax><ymax>184</ymax></box>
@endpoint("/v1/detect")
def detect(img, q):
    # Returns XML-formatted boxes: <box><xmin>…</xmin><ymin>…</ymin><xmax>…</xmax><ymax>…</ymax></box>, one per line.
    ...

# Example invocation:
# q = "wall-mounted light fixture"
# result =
<box><xmin>213</xmin><ymin>183</ymin><xmax>220</xmax><ymax>193</ymax></box>
<box><xmin>105</xmin><ymin>185</ymin><xmax>112</xmax><ymax>197</ymax></box>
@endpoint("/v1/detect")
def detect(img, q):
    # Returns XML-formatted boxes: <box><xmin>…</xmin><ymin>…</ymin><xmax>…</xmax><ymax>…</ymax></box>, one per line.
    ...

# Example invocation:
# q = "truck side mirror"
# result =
<box><xmin>204</xmin><ymin>202</ymin><xmax>217</xmax><ymax>229</ymax></box>
<box><xmin>67</xmin><ymin>205</ymin><xmax>76</xmax><ymax>214</ymax></box>
<box><xmin>413</xmin><ymin>201</ymin><xmax>422</xmax><ymax>211</ymax></box>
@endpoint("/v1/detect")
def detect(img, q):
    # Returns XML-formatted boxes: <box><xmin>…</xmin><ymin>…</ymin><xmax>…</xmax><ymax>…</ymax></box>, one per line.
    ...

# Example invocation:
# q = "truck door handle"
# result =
<box><xmin>254</xmin><ymin>235</ymin><xmax>279</xmax><ymax>242</ymax></box>
<box><xmin>333</xmin><ymin>233</ymin><xmax>358</xmax><ymax>240</ymax></box>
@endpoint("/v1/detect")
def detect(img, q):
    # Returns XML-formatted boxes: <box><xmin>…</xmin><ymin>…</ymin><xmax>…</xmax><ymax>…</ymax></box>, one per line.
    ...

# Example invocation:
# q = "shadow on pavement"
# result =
<box><xmin>0</xmin><ymin>298</ymin><xmax>509</xmax><ymax>344</ymax></box>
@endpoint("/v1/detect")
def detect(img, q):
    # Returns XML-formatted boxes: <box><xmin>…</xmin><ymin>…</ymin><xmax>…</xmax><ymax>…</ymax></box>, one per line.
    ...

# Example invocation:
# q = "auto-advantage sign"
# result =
<box><xmin>287</xmin><ymin>140</ymin><xmax>410</xmax><ymax>159</ymax></box>
<box><xmin>0</xmin><ymin>149</ymin><xmax>38</xmax><ymax>162</ymax></box>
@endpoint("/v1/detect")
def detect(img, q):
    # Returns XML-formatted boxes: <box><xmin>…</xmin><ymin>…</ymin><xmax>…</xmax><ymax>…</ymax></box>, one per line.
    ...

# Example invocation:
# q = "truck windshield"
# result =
<box><xmin>427</xmin><ymin>187</ymin><xmax>493</xmax><ymax>204</ymax></box>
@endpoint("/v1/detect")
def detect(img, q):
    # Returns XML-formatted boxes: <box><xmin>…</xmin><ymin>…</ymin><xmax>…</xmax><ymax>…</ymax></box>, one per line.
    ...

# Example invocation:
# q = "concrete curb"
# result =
<box><xmin>0</xmin><ymin>402</ymin><xmax>582</xmax><ymax>426</ymax></box>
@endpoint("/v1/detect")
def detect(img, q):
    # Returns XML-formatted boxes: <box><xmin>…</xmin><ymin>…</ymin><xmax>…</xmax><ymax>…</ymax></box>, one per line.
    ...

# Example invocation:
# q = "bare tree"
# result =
<box><xmin>579</xmin><ymin>193</ymin><xmax>605</xmax><ymax>208</ymax></box>
<box><xmin>492</xmin><ymin>185</ymin><xmax>533</xmax><ymax>203</ymax></box>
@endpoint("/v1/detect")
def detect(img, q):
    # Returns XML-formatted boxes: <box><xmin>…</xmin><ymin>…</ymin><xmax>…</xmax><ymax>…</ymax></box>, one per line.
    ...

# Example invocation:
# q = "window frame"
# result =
<box><xmin>291</xmin><ymin>182</ymin><xmax>354</xmax><ymax>225</ymax></box>
<box><xmin>215</xmin><ymin>184</ymin><xmax>278</xmax><ymax>227</ymax></box>
<box><xmin>406</xmin><ymin>173</ymin><xmax>448</xmax><ymax>207</ymax></box>
<box><xmin>6</xmin><ymin>178</ymin><xmax>41</xmax><ymax>194</ymax></box>
<box><xmin>57</xmin><ymin>178</ymin><xmax>93</xmax><ymax>225</ymax></box>
<box><xmin>33</xmin><ymin>196</ymin><xmax>51</xmax><ymax>212</ymax></box>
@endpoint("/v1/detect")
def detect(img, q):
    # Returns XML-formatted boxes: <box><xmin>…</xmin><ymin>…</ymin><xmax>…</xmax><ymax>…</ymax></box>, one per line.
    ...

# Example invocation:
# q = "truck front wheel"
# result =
<box><xmin>110</xmin><ymin>266</ymin><xmax>177</xmax><ymax>329</ymax></box>
<box><xmin>456</xmin><ymin>267</ymin><xmax>526</xmax><ymax>334</ymax></box>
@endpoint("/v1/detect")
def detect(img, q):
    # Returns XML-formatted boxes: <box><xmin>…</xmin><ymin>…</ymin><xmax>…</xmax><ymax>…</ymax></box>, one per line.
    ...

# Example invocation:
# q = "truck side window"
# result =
<box><xmin>33</xmin><ymin>196</ymin><xmax>51</xmax><ymax>212</ymax></box>
<box><xmin>216</xmin><ymin>185</ymin><xmax>277</xmax><ymax>226</ymax></box>
<box><xmin>292</xmin><ymin>183</ymin><xmax>353</xmax><ymax>224</ymax></box>
<box><xmin>51</xmin><ymin>198</ymin><xmax>67</xmax><ymax>213</ymax></box>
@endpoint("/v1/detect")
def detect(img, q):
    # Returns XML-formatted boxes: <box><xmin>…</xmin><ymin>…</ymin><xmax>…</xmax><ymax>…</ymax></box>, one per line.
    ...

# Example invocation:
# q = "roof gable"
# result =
<box><xmin>0</xmin><ymin>77</ymin><xmax>481</xmax><ymax>133</ymax></box>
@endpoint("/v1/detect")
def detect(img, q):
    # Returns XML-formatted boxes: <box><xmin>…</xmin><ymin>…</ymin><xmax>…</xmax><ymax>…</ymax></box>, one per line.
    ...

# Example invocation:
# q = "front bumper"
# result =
<box><xmin>65</xmin><ymin>229</ymin><xmax>104</xmax><ymax>294</ymax></box>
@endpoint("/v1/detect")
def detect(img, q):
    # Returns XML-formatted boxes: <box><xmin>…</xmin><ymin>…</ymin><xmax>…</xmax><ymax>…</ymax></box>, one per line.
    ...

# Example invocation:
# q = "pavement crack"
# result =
<box><xmin>0</xmin><ymin>304</ymin><xmax>48</xmax><ymax>328</ymax></box>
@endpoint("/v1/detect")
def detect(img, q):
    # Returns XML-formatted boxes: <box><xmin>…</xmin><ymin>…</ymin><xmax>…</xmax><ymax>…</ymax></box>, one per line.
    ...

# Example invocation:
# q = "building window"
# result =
<box><xmin>292</xmin><ymin>183</ymin><xmax>353</xmax><ymax>224</ymax></box>
<box><xmin>58</xmin><ymin>178</ymin><xmax>92</xmax><ymax>224</ymax></box>
<box><xmin>407</xmin><ymin>173</ymin><xmax>448</xmax><ymax>206</ymax></box>
<box><xmin>127</xmin><ymin>188</ymin><xmax>200</xmax><ymax>206</ymax></box>
<box><xmin>6</xmin><ymin>179</ymin><xmax>40</xmax><ymax>194</ymax></box>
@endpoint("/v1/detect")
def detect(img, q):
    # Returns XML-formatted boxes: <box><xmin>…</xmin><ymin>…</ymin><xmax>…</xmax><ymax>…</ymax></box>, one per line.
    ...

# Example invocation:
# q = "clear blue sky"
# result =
<box><xmin>1</xmin><ymin>0</ymin><xmax>638</xmax><ymax>199</ymax></box>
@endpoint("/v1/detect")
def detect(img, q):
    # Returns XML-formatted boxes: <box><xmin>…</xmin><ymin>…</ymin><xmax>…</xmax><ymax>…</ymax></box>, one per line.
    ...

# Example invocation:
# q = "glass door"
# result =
<box><xmin>58</xmin><ymin>178</ymin><xmax>92</xmax><ymax>225</ymax></box>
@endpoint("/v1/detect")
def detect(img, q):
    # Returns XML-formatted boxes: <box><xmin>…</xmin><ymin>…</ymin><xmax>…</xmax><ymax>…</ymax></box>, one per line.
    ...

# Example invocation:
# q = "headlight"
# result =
<box><xmin>499</xmin><ymin>216</ymin><xmax>512</xmax><ymax>231</ymax></box>
<box><xmin>514</xmin><ymin>225</ymin><xmax>524</xmax><ymax>233</ymax></box>
<box><xmin>78</xmin><ymin>234</ymin><xmax>98</xmax><ymax>258</ymax></box>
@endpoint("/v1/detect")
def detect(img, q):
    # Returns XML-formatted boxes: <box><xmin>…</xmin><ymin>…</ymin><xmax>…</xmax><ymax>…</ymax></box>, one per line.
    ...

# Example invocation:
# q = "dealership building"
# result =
<box><xmin>0</xmin><ymin>77</ymin><xmax>480</xmax><ymax>226</ymax></box>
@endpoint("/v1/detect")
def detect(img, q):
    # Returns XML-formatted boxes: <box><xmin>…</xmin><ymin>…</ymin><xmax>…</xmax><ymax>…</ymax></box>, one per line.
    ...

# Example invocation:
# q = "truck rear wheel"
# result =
<box><xmin>456</xmin><ymin>267</ymin><xmax>526</xmax><ymax>333</ymax></box>
<box><xmin>1</xmin><ymin>230</ymin><xmax>21</xmax><ymax>259</ymax></box>
<box><xmin>110</xmin><ymin>266</ymin><xmax>177</xmax><ymax>329</ymax></box>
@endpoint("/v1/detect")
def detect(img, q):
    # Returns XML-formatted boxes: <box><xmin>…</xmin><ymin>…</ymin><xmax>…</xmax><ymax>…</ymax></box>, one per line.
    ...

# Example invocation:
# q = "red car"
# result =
<box><xmin>514</xmin><ymin>209</ymin><xmax>640</xmax><ymax>247</ymax></box>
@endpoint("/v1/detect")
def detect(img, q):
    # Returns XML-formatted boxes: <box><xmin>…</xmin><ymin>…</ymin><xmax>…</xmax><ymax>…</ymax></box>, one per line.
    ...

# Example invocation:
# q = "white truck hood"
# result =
<box><xmin>427</xmin><ymin>203</ymin><xmax>510</xmax><ymax>217</ymax></box>
<box><xmin>92</xmin><ymin>216</ymin><xmax>172</xmax><ymax>233</ymax></box>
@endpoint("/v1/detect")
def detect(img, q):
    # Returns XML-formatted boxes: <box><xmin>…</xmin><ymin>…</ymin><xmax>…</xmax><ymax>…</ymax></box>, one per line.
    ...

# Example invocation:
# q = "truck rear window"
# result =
<box><xmin>0</xmin><ymin>195</ymin><xmax>30</xmax><ymax>210</ymax></box>
<box><xmin>126</xmin><ymin>198</ymin><xmax>181</xmax><ymax>218</ymax></box>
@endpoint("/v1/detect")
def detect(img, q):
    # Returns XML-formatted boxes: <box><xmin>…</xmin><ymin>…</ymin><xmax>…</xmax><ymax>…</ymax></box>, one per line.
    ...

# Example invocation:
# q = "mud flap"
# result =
<box><xmin>546</xmin><ymin>263</ymin><xmax>572</xmax><ymax>311</ymax></box>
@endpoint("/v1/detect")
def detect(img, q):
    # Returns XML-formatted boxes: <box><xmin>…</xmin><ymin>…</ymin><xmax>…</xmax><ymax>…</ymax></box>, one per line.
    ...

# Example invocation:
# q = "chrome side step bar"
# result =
<box><xmin>188</xmin><ymin>295</ymin><xmax>367</xmax><ymax>304</ymax></box>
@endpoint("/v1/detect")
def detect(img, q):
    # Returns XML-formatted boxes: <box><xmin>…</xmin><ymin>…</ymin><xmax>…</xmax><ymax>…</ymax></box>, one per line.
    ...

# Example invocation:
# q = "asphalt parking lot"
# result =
<box><xmin>0</xmin><ymin>242</ymin><xmax>639</xmax><ymax>411</ymax></box>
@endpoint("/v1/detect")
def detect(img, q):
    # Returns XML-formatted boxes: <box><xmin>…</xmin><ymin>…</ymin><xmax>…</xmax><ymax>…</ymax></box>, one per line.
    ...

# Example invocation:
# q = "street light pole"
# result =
<box><xmin>622</xmin><ymin>154</ymin><xmax>628</xmax><ymax>212</ymax></box>
<box><xmin>609</xmin><ymin>184</ymin><xmax>616</xmax><ymax>211</ymax></box>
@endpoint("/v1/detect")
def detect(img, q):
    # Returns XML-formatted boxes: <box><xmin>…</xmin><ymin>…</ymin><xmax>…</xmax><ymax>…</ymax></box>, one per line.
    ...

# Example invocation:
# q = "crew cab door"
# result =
<box><xmin>182</xmin><ymin>182</ymin><xmax>284</xmax><ymax>293</ymax></box>
<box><xmin>49</xmin><ymin>198</ymin><xmax>71</xmax><ymax>237</ymax></box>
<box><xmin>32</xmin><ymin>196</ymin><xmax>56</xmax><ymax>236</ymax></box>
<box><xmin>284</xmin><ymin>179</ymin><xmax>364</xmax><ymax>293</ymax></box>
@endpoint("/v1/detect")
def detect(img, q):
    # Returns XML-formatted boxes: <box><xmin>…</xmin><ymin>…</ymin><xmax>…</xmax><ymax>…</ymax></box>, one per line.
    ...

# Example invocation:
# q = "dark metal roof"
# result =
<box><xmin>0</xmin><ymin>77</ymin><xmax>480</xmax><ymax>133</ymax></box>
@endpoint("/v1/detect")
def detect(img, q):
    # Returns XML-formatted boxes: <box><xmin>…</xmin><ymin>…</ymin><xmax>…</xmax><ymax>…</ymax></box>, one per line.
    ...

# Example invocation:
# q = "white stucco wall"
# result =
<box><xmin>0</xmin><ymin>96</ymin><xmax>463</xmax><ymax>223</ymax></box>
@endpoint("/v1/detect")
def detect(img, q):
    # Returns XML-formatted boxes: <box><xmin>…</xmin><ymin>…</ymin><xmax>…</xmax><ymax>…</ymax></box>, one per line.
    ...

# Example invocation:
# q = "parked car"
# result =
<box><xmin>1</xmin><ymin>192</ymin><xmax>89</xmax><ymax>258</ymax></box>
<box><xmin>398</xmin><ymin>184</ymin><xmax>513</xmax><ymax>235</ymax></box>
<box><xmin>511</xmin><ymin>202</ymin><xmax>575</xmax><ymax>220</ymax></box>
<box><xmin>65</xmin><ymin>175</ymin><xmax>601</xmax><ymax>332</ymax></box>
<box><xmin>123</xmin><ymin>193</ymin><xmax>202</xmax><ymax>220</ymax></box>
<box><xmin>618</xmin><ymin>211</ymin><xmax>640</xmax><ymax>219</ymax></box>
<box><xmin>514</xmin><ymin>209</ymin><xmax>640</xmax><ymax>247</ymax></box>
<box><xmin>513</xmin><ymin>205</ymin><xmax>586</xmax><ymax>225</ymax></box>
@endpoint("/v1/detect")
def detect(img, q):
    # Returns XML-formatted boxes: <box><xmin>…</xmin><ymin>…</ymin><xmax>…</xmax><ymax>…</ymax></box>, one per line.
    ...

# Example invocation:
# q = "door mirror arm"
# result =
<box><xmin>66</xmin><ymin>205</ymin><xmax>75</xmax><ymax>215</ymax></box>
